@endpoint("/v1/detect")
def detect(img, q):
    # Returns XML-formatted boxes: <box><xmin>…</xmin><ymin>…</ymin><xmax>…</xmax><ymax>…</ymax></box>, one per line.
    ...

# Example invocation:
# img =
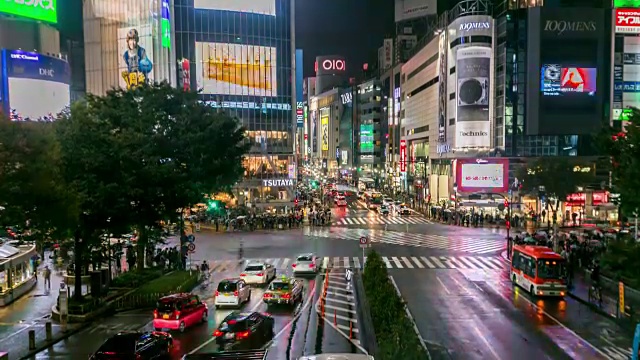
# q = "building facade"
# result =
<box><xmin>357</xmin><ymin>80</ymin><xmax>385</xmax><ymax>178</ymax></box>
<box><xmin>174</xmin><ymin>0</ymin><xmax>295</xmax><ymax>209</ymax></box>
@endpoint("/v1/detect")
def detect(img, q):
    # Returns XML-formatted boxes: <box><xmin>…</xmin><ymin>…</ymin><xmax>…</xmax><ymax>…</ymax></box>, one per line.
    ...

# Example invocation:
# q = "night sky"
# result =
<box><xmin>295</xmin><ymin>0</ymin><xmax>395</xmax><ymax>78</ymax></box>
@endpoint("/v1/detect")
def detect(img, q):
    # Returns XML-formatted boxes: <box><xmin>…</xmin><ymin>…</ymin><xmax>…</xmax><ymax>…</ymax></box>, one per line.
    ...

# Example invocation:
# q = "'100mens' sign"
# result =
<box><xmin>459</xmin><ymin>22</ymin><xmax>490</xmax><ymax>31</ymax></box>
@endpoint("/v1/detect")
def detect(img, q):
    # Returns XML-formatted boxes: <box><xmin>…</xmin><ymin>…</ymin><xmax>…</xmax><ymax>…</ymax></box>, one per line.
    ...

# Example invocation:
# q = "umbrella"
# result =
<box><xmin>524</xmin><ymin>237</ymin><xmax>536</xmax><ymax>244</ymax></box>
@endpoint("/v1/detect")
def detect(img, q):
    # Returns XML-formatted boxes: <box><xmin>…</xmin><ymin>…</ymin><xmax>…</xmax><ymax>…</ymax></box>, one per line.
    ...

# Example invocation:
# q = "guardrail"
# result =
<box><xmin>351</xmin><ymin>268</ymin><xmax>378</xmax><ymax>357</ymax></box>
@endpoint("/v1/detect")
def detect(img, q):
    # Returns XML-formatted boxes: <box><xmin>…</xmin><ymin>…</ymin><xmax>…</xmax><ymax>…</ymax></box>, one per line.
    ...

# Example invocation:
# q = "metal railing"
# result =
<box><xmin>351</xmin><ymin>268</ymin><xmax>378</xmax><ymax>357</ymax></box>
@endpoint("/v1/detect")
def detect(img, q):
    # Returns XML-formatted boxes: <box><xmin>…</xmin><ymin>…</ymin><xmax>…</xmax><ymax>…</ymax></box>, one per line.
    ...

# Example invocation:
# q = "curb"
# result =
<box><xmin>500</xmin><ymin>251</ymin><xmax>510</xmax><ymax>263</ymax></box>
<box><xmin>18</xmin><ymin>322</ymin><xmax>92</xmax><ymax>360</ymax></box>
<box><xmin>566</xmin><ymin>291</ymin><xmax>619</xmax><ymax>320</ymax></box>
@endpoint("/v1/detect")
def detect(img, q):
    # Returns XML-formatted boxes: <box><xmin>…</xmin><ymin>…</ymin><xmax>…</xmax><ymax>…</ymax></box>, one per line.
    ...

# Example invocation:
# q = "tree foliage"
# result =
<box><xmin>56</xmin><ymin>82</ymin><xmax>249</xmax><ymax>271</ymax></box>
<box><xmin>516</xmin><ymin>157</ymin><xmax>596</xmax><ymax>213</ymax></box>
<box><xmin>0</xmin><ymin>120</ymin><xmax>75</xmax><ymax>242</ymax></box>
<box><xmin>599</xmin><ymin>108</ymin><xmax>640</xmax><ymax>215</ymax></box>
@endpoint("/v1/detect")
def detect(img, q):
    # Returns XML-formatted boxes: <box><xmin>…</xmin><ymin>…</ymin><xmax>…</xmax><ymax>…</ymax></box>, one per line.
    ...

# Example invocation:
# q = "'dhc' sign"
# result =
<box><xmin>616</xmin><ymin>9</ymin><xmax>640</xmax><ymax>34</ymax></box>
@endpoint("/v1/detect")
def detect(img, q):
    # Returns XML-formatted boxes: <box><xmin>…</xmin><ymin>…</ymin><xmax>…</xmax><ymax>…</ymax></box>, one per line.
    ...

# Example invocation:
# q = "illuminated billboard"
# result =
<box><xmin>360</xmin><ymin>124</ymin><xmax>374</xmax><ymax>152</ymax></box>
<box><xmin>2</xmin><ymin>50</ymin><xmax>70</xmax><ymax>122</ymax></box>
<box><xmin>615</xmin><ymin>0</ymin><xmax>640</xmax><ymax>7</ymax></box>
<box><xmin>193</xmin><ymin>0</ymin><xmax>275</xmax><ymax>16</ymax></box>
<box><xmin>196</xmin><ymin>42</ymin><xmax>277</xmax><ymax>97</ymax></box>
<box><xmin>118</xmin><ymin>25</ymin><xmax>154</xmax><ymax>89</ymax></box>
<box><xmin>455</xmin><ymin>158</ymin><xmax>509</xmax><ymax>193</ymax></box>
<box><xmin>540</xmin><ymin>65</ymin><xmax>597</xmax><ymax>96</ymax></box>
<box><xmin>321</xmin><ymin>115</ymin><xmax>329</xmax><ymax>151</ymax></box>
<box><xmin>0</xmin><ymin>0</ymin><xmax>57</xmax><ymax>24</ymax></box>
<box><xmin>456</xmin><ymin>46</ymin><xmax>491</xmax><ymax>148</ymax></box>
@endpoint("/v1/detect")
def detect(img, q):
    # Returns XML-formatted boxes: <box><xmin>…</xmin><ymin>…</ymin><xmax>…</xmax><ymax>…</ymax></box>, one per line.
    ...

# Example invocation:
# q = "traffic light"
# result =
<box><xmin>504</xmin><ymin>199</ymin><xmax>509</xmax><ymax>208</ymax></box>
<box><xmin>295</xmin><ymin>198</ymin><xmax>299</xmax><ymax>206</ymax></box>
<box><xmin>506</xmin><ymin>220</ymin><xmax>511</xmax><ymax>230</ymax></box>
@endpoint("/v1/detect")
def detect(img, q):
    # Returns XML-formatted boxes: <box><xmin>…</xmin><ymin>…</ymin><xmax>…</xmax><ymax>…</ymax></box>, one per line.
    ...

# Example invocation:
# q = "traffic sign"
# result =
<box><xmin>359</xmin><ymin>236</ymin><xmax>369</xmax><ymax>248</ymax></box>
<box><xmin>187</xmin><ymin>234</ymin><xmax>195</xmax><ymax>242</ymax></box>
<box><xmin>187</xmin><ymin>243</ymin><xmax>196</xmax><ymax>253</ymax></box>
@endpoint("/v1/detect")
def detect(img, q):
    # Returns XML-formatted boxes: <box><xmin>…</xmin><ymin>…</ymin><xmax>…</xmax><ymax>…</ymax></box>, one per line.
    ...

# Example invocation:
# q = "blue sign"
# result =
<box><xmin>3</xmin><ymin>50</ymin><xmax>70</xmax><ymax>84</ymax></box>
<box><xmin>632</xmin><ymin>323</ymin><xmax>639</xmax><ymax>360</ymax></box>
<box><xmin>623</xmin><ymin>82</ymin><xmax>640</xmax><ymax>92</ymax></box>
<box><xmin>295</xmin><ymin>49</ymin><xmax>303</xmax><ymax>102</ymax></box>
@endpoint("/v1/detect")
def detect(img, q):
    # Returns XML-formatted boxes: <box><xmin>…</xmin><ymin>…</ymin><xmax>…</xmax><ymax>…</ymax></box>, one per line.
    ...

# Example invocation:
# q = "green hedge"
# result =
<box><xmin>363</xmin><ymin>250</ymin><xmax>428</xmax><ymax>360</ymax></box>
<box><xmin>600</xmin><ymin>237</ymin><xmax>640</xmax><ymax>289</ymax></box>
<box><xmin>133</xmin><ymin>270</ymin><xmax>199</xmax><ymax>295</ymax></box>
<box><xmin>110</xmin><ymin>268</ymin><xmax>164</xmax><ymax>288</ymax></box>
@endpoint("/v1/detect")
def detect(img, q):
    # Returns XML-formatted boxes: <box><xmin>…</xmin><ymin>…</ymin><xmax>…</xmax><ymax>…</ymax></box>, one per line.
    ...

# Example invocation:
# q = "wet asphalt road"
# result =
<box><xmin>13</xmin><ymin>196</ymin><xmax>638</xmax><ymax>359</ymax></box>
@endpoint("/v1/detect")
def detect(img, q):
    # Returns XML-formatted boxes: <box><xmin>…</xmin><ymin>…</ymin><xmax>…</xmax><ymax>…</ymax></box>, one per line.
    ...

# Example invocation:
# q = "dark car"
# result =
<box><xmin>213</xmin><ymin>312</ymin><xmax>274</xmax><ymax>351</ymax></box>
<box><xmin>91</xmin><ymin>331</ymin><xmax>172</xmax><ymax>359</ymax></box>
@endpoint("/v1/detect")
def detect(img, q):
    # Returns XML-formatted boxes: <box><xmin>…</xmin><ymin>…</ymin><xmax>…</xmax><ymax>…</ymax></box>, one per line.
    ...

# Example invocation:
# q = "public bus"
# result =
<box><xmin>510</xmin><ymin>245</ymin><xmax>566</xmax><ymax>297</ymax></box>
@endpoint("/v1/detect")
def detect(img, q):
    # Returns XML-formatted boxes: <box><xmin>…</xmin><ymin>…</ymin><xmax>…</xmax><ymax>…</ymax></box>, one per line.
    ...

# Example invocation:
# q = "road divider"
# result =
<box><xmin>360</xmin><ymin>250</ymin><xmax>431</xmax><ymax>360</ymax></box>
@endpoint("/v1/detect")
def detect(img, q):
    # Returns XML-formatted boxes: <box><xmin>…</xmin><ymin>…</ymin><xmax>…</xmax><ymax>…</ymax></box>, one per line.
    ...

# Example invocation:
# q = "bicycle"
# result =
<box><xmin>588</xmin><ymin>284</ymin><xmax>603</xmax><ymax>307</ymax></box>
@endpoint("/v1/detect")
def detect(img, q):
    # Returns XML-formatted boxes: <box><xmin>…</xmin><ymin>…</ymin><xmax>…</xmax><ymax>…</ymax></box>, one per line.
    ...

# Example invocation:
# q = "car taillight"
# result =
<box><xmin>174</xmin><ymin>310</ymin><xmax>181</xmax><ymax>319</ymax></box>
<box><xmin>153</xmin><ymin>310</ymin><xmax>158</xmax><ymax>319</ymax></box>
<box><xmin>292</xmin><ymin>263</ymin><xmax>297</xmax><ymax>268</ymax></box>
<box><xmin>309</xmin><ymin>263</ymin><xmax>315</xmax><ymax>268</ymax></box>
<box><xmin>263</xmin><ymin>293</ymin><xmax>272</xmax><ymax>298</ymax></box>
<box><xmin>234</xmin><ymin>291</ymin><xmax>238</xmax><ymax>296</ymax></box>
<box><xmin>282</xmin><ymin>293</ymin><xmax>291</xmax><ymax>299</ymax></box>
<box><xmin>236</xmin><ymin>330</ymin><xmax>251</xmax><ymax>339</ymax></box>
<box><xmin>213</xmin><ymin>329</ymin><xmax>223</xmax><ymax>337</ymax></box>
<box><xmin>136</xmin><ymin>354</ymin><xmax>142</xmax><ymax>360</ymax></box>
<box><xmin>215</xmin><ymin>290</ymin><xmax>219</xmax><ymax>296</ymax></box>
<box><xmin>256</xmin><ymin>273</ymin><xmax>264</xmax><ymax>276</ymax></box>
<box><xmin>240</xmin><ymin>273</ymin><xmax>247</xmax><ymax>276</ymax></box>
<box><xmin>103</xmin><ymin>352</ymin><xmax>116</xmax><ymax>355</ymax></box>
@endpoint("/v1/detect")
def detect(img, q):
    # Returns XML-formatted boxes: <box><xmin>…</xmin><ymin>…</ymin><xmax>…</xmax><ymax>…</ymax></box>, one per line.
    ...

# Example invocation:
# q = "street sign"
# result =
<box><xmin>187</xmin><ymin>243</ymin><xmax>196</xmax><ymax>253</ymax></box>
<box><xmin>359</xmin><ymin>236</ymin><xmax>369</xmax><ymax>248</ymax></box>
<box><xmin>187</xmin><ymin>234</ymin><xmax>195</xmax><ymax>242</ymax></box>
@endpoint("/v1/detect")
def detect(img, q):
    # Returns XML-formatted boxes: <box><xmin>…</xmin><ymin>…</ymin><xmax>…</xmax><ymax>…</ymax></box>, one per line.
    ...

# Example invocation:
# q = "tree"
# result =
<box><xmin>56</xmin><ymin>82</ymin><xmax>248</xmax><ymax>282</ymax></box>
<box><xmin>0</xmin><ymin>120</ymin><xmax>75</xmax><ymax>251</ymax></box>
<box><xmin>516</xmin><ymin>157</ymin><xmax>596</xmax><ymax>229</ymax></box>
<box><xmin>599</xmin><ymin>108</ymin><xmax>640</xmax><ymax>218</ymax></box>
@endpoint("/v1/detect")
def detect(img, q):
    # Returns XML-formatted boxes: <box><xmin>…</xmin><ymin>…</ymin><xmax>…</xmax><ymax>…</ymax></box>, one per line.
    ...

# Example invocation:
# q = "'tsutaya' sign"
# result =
<box><xmin>262</xmin><ymin>179</ymin><xmax>295</xmax><ymax>187</ymax></box>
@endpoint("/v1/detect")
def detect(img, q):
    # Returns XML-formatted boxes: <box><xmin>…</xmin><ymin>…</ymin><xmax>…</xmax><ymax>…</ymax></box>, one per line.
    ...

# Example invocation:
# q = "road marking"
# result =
<box><xmin>272</xmin><ymin>280</ymin><xmax>317</xmax><ymax>340</ymax></box>
<box><xmin>188</xmin><ymin>293</ymin><xmax>265</xmax><ymax>354</ymax></box>
<box><xmin>473</xmin><ymin>326</ymin><xmax>501</xmax><ymax>360</ymax></box>
<box><xmin>421</xmin><ymin>256</ymin><xmax>435</xmax><ymax>269</ymax></box>
<box><xmin>412</xmin><ymin>257</ymin><xmax>424</xmax><ymax>268</ymax></box>
<box><xmin>401</xmin><ymin>257</ymin><xmax>414</xmax><ymax>268</ymax></box>
<box><xmin>391</xmin><ymin>257</ymin><xmax>403</xmax><ymax>268</ymax></box>
<box><xmin>322</xmin><ymin>257</ymin><xmax>330</xmax><ymax>269</ymax></box>
<box><xmin>389</xmin><ymin>276</ymin><xmax>431</xmax><ymax>359</ymax></box>
<box><xmin>436</xmin><ymin>276</ymin><xmax>451</xmax><ymax>295</ymax></box>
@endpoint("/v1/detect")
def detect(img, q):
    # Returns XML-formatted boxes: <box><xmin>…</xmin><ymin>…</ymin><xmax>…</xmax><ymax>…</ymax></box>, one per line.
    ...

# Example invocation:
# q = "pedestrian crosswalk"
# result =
<box><xmin>601</xmin><ymin>345</ymin><xmax>632</xmax><ymax>359</ymax></box>
<box><xmin>316</xmin><ymin>269</ymin><xmax>361</xmax><ymax>347</ymax></box>
<box><xmin>304</xmin><ymin>227</ymin><xmax>506</xmax><ymax>254</ymax></box>
<box><xmin>195</xmin><ymin>255</ymin><xmax>507</xmax><ymax>272</ymax></box>
<box><xmin>334</xmin><ymin>216</ymin><xmax>434</xmax><ymax>226</ymax></box>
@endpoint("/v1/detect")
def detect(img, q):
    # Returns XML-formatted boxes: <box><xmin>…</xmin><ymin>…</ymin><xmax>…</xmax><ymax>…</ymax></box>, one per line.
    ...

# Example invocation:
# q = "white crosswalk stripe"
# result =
<box><xmin>601</xmin><ymin>346</ymin><xmax>632</xmax><ymax>359</ymax></box>
<box><xmin>335</xmin><ymin>216</ymin><xmax>434</xmax><ymax>226</ymax></box>
<box><xmin>205</xmin><ymin>255</ymin><xmax>506</xmax><ymax>272</ymax></box>
<box><xmin>304</xmin><ymin>227</ymin><xmax>505</xmax><ymax>254</ymax></box>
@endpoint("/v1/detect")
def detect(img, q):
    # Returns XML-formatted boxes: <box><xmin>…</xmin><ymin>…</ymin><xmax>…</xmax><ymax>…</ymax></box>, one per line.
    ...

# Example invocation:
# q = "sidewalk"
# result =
<box><xmin>0</xmin><ymin>252</ymin><xmax>85</xmax><ymax>359</ymax></box>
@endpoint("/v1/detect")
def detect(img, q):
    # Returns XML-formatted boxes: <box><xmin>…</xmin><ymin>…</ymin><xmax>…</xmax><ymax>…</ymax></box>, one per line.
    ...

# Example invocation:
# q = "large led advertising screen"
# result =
<box><xmin>360</xmin><ymin>124</ymin><xmax>374</xmax><ymax>152</ymax></box>
<box><xmin>193</xmin><ymin>0</ymin><xmax>275</xmax><ymax>16</ymax></box>
<box><xmin>455</xmin><ymin>158</ymin><xmax>509</xmax><ymax>193</ymax></box>
<box><xmin>0</xmin><ymin>0</ymin><xmax>57</xmax><ymax>24</ymax></box>
<box><xmin>196</xmin><ymin>42</ymin><xmax>277</xmax><ymax>97</ymax></box>
<box><xmin>540</xmin><ymin>64</ymin><xmax>597</xmax><ymax>96</ymax></box>
<box><xmin>118</xmin><ymin>25</ymin><xmax>155</xmax><ymax>89</ymax></box>
<box><xmin>2</xmin><ymin>50</ymin><xmax>70</xmax><ymax>122</ymax></box>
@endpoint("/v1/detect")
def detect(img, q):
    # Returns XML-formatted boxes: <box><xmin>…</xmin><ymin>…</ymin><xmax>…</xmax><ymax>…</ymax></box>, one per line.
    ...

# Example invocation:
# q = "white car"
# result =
<box><xmin>383</xmin><ymin>198</ymin><xmax>394</xmax><ymax>206</ymax></box>
<box><xmin>214</xmin><ymin>278</ymin><xmax>251</xmax><ymax>308</ymax></box>
<box><xmin>240</xmin><ymin>262</ymin><xmax>277</xmax><ymax>285</ymax></box>
<box><xmin>292</xmin><ymin>254</ymin><xmax>319</xmax><ymax>274</ymax></box>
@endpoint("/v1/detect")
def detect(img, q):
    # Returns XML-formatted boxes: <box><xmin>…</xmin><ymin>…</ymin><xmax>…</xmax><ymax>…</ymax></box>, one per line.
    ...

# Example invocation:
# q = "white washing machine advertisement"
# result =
<box><xmin>455</xmin><ymin>46</ymin><xmax>491</xmax><ymax>148</ymax></box>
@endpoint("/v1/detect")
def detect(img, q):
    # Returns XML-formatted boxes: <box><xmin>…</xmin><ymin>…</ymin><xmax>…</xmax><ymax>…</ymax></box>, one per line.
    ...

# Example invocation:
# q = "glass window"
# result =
<box><xmin>536</xmin><ymin>259</ymin><xmax>563</xmax><ymax>279</ymax></box>
<box><xmin>269</xmin><ymin>282</ymin><xmax>290</xmax><ymax>291</ymax></box>
<box><xmin>217</xmin><ymin>282</ymin><xmax>238</xmax><ymax>292</ymax></box>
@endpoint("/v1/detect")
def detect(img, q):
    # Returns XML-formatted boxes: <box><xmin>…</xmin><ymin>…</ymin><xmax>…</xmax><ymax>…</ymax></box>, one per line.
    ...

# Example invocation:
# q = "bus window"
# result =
<box><xmin>523</xmin><ymin>256</ymin><xmax>535</xmax><ymax>278</ymax></box>
<box><xmin>536</xmin><ymin>259</ymin><xmax>563</xmax><ymax>279</ymax></box>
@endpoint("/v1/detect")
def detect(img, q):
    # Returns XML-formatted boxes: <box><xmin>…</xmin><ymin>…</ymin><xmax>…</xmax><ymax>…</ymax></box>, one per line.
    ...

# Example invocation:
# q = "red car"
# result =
<box><xmin>153</xmin><ymin>293</ymin><xmax>208</xmax><ymax>333</ymax></box>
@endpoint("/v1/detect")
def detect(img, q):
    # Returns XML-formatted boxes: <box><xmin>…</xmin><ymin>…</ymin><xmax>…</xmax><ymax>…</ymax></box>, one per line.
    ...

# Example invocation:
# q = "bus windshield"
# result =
<box><xmin>536</xmin><ymin>258</ymin><xmax>564</xmax><ymax>279</ymax></box>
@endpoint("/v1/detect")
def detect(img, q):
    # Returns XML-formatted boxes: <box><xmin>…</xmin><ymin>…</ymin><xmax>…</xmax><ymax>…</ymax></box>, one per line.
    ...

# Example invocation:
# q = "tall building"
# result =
<box><xmin>175</xmin><ymin>0</ymin><xmax>295</xmax><ymax>209</ymax></box>
<box><xmin>82</xmin><ymin>0</ymin><xmax>175</xmax><ymax>95</ymax></box>
<box><xmin>0</xmin><ymin>1</ymin><xmax>71</xmax><ymax>122</ymax></box>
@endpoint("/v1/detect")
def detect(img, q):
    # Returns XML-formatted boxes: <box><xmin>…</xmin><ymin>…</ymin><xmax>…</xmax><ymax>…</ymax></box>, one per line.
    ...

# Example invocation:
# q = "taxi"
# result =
<box><xmin>263</xmin><ymin>276</ymin><xmax>303</xmax><ymax>306</ymax></box>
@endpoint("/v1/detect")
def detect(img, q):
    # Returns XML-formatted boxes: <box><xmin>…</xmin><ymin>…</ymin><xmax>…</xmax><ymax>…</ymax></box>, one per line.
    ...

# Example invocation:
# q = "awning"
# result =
<box><xmin>0</xmin><ymin>244</ymin><xmax>20</xmax><ymax>259</ymax></box>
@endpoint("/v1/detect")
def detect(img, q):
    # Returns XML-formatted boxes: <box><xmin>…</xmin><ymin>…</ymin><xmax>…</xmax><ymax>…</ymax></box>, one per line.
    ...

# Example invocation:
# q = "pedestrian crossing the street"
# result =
<box><xmin>198</xmin><ymin>255</ymin><xmax>507</xmax><ymax>272</ymax></box>
<box><xmin>334</xmin><ymin>216</ymin><xmax>434</xmax><ymax>226</ymax></box>
<box><xmin>304</xmin><ymin>227</ymin><xmax>506</xmax><ymax>254</ymax></box>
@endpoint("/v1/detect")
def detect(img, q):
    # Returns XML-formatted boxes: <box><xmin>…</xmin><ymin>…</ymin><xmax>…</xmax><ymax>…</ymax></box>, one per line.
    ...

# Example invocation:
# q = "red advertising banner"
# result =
<box><xmin>615</xmin><ymin>9</ymin><xmax>640</xmax><ymax>34</ymax></box>
<box><xmin>455</xmin><ymin>158</ymin><xmax>509</xmax><ymax>193</ymax></box>
<box><xmin>565</xmin><ymin>191</ymin><xmax>609</xmax><ymax>206</ymax></box>
<box><xmin>400</xmin><ymin>140</ymin><xmax>407</xmax><ymax>172</ymax></box>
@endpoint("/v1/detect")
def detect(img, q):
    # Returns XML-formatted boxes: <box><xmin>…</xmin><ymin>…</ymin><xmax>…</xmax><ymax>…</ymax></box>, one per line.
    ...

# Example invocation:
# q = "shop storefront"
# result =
<box><xmin>0</xmin><ymin>244</ymin><xmax>37</xmax><ymax>306</ymax></box>
<box><xmin>563</xmin><ymin>191</ymin><xmax>617</xmax><ymax>225</ymax></box>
